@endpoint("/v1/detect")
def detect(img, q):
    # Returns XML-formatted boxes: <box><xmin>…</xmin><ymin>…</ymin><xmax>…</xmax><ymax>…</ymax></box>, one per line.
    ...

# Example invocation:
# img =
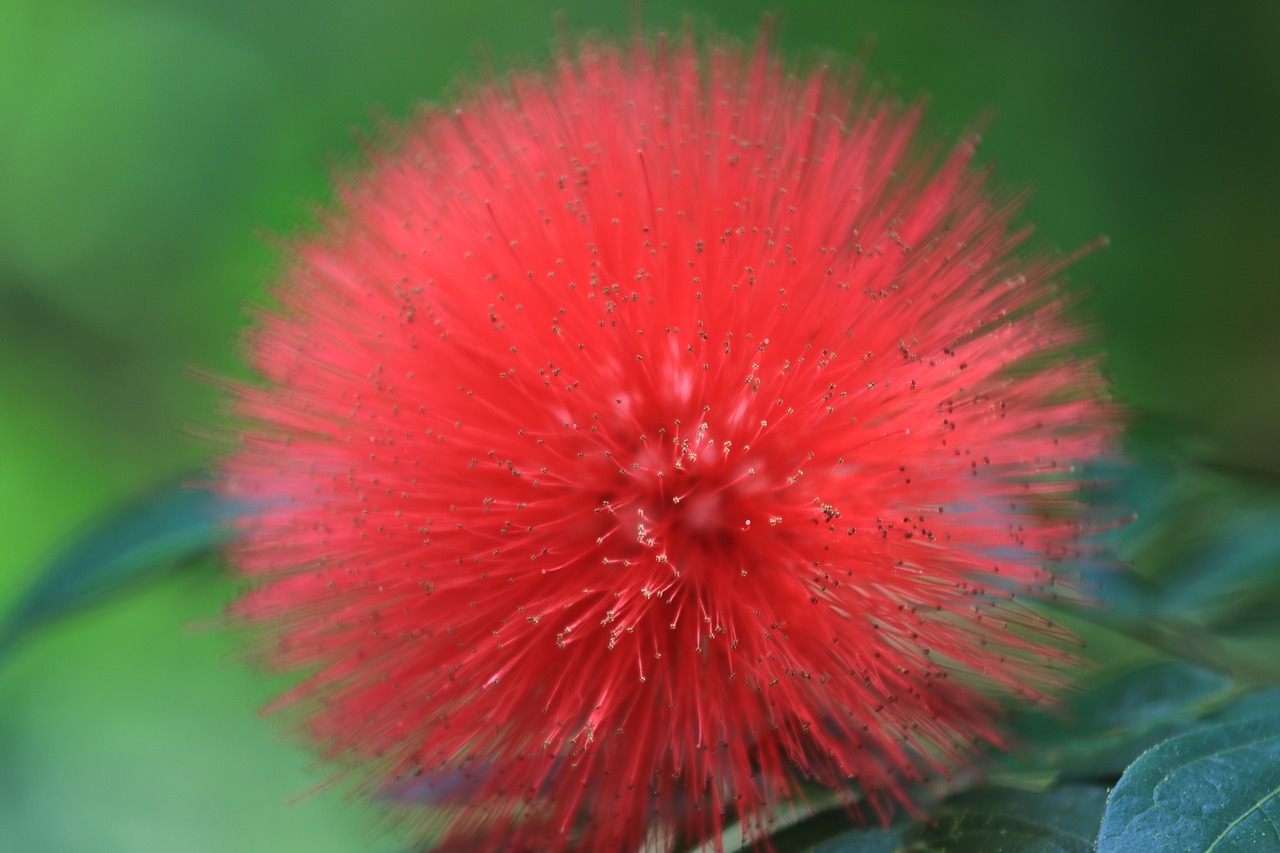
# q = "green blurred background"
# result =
<box><xmin>1</xmin><ymin>1</ymin><xmax>1278</xmax><ymax>850</ymax></box>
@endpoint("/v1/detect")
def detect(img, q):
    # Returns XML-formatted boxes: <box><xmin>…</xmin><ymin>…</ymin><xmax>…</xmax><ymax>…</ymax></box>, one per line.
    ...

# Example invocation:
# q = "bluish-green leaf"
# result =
<box><xmin>1003</xmin><ymin>661</ymin><xmax>1232</xmax><ymax>779</ymax></box>
<box><xmin>1096</xmin><ymin>715</ymin><xmax>1280</xmax><ymax>852</ymax></box>
<box><xmin>0</xmin><ymin>477</ymin><xmax>238</xmax><ymax>656</ymax></box>
<box><xmin>1209</xmin><ymin>688</ymin><xmax>1280</xmax><ymax>725</ymax></box>
<box><xmin>1122</xmin><ymin>457</ymin><xmax>1280</xmax><ymax>628</ymax></box>
<box><xmin>1068</xmin><ymin>454</ymin><xmax>1280</xmax><ymax>639</ymax></box>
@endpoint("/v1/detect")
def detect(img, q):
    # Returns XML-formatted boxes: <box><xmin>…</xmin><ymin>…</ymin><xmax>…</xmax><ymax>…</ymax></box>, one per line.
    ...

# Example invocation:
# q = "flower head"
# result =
<box><xmin>224</xmin><ymin>30</ymin><xmax>1116</xmax><ymax>852</ymax></box>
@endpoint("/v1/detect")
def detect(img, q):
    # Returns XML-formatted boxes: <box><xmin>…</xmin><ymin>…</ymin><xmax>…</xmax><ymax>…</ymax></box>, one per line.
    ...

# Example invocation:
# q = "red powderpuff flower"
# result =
<box><xmin>223</xmin><ymin>30</ymin><xmax>1117</xmax><ymax>853</ymax></box>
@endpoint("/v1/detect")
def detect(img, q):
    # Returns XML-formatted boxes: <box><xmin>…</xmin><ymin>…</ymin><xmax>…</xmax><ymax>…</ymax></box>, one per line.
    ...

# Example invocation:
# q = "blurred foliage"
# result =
<box><xmin>2</xmin><ymin>1</ymin><xmax>1279</xmax><ymax>851</ymax></box>
<box><xmin>0</xmin><ymin>480</ymin><xmax>234</xmax><ymax>657</ymax></box>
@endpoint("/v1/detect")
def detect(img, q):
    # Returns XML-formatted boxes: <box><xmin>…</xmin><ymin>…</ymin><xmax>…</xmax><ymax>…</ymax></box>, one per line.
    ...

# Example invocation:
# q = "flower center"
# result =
<box><xmin>678</xmin><ymin>487</ymin><xmax>726</xmax><ymax>534</ymax></box>
<box><xmin>615</xmin><ymin>449</ymin><xmax>781</xmax><ymax>577</ymax></box>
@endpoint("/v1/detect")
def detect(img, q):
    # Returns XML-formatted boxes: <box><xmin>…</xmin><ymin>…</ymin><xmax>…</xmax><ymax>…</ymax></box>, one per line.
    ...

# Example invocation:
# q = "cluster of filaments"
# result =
<box><xmin>228</xmin><ymin>34</ymin><xmax>1114</xmax><ymax>853</ymax></box>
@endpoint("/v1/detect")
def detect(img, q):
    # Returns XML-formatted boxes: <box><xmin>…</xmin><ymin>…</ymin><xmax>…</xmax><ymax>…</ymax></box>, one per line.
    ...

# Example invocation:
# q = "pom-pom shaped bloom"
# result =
<box><xmin>224</xmin><ymin>31</ymin><xmax>1117</xmax><ymax>852</ymax></box>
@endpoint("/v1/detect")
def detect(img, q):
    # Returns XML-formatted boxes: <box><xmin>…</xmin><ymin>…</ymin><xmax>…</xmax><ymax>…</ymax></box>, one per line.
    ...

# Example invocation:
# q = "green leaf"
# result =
<box><xmin>0</xmin><ymin>476</ymin><xmax>238</xmax><ymax>656</ymax></box>
<box><xmin>1002</xmin><ymin>661</ymin><xmax>1232</xmax><ymax>780</ymax></box>
<box><xmin>1096</xmin><ymin>715</ymin><xmax>1280</xmax><ymax>852</ymax></box>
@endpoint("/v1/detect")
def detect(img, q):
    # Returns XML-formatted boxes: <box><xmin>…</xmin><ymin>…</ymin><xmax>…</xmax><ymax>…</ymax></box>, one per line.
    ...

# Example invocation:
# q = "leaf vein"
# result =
<box><xmin>1204</xmin><ymin>781</ymin><xmax>1280</xmax><ymax>851</ymax></box>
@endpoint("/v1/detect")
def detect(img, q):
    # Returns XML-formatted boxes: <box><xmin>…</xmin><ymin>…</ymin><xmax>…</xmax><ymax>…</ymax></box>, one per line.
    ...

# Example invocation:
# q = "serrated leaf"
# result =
<box><xmin>1003</xmin><ymin>661</ymin><xmax>1231</xmax><ymax>779</ymax></box>
<box><xmin>0</xmin><ymin>477</ymin><xmax>238</xmax><ymax>656</ymax></box>
<box><xmin>1096</xmin><ymin>715</ymin><xmax>1280</xmax><ymax>852</ymax></box>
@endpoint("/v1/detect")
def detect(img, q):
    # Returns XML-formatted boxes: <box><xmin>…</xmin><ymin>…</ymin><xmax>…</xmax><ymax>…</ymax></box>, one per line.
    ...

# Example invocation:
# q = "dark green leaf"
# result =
<box><xmin>802</xmin><ymin>825</ymin><xmax>901</xmax><ymax>853</ymax></box>
<box><xmin>1097</xmin><ymin>715</ymin><xmax>1280</xmax><ymax>852</ymax></box>
<box><xmin>1002</xmin><ymin>661</ymin><xmax>1231</xmax><ymax>780</ymax></box>
<box><xmin>905</xmin><ymin>810</ymin><xmax>1092</xmax><ymax>853</ymax></box>
<box><xmin>720</xmin><ymin>794</ymin><xmax>904</xmax><ymax>853</ymax></box>
<box><xmin>0</xmin><ymin>477</ymin><xmax>238</xmax><ymax>656</ymax></box>
<box><xmin>940</xmin><ymin>784</ymin><xmax>1109</xmax><ymax>841</ymax></box>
